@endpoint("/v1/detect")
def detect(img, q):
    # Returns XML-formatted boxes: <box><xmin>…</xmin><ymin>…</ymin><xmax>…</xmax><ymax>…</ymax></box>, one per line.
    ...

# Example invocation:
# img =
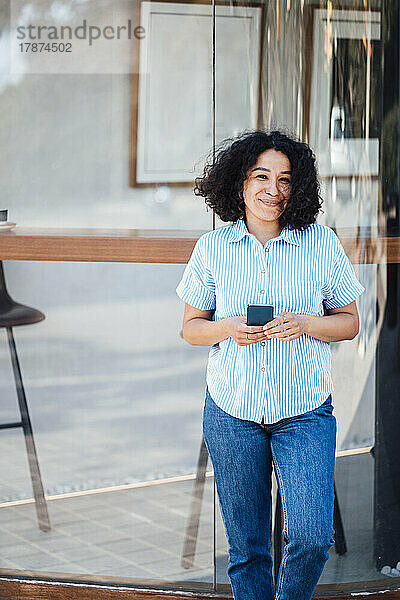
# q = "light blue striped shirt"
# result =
<box><xmin>176</xmin><ymin>217</ymin><xmax>365</xmax><ymax>424</ymax></box>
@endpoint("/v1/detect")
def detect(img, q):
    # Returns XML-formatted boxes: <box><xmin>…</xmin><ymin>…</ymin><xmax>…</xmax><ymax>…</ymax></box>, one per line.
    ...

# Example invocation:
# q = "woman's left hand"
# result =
<box><xmin>263</xmin><ymin>312</ymin><xmax>306</xmax><ymax>341</ymax></box>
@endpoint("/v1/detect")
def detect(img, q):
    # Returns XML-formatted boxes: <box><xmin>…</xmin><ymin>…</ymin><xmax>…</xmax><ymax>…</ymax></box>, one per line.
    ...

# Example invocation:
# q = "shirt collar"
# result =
<box><xmin>228</xmin><ymin>217</ymin><xmax>300</xmax><ymax>246</ymax></box>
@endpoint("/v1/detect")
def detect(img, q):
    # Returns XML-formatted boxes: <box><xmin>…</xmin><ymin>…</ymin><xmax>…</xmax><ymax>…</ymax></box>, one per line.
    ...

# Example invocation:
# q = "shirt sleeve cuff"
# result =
<box><xmin>323</xmin><ymin>281</ymin><xmax>366</xmax><ymax>309</ymax></box>
<box><xmin>176</xmin><ymin>282</ymin><xmax>216</xmax><ymax>310</ymax></box>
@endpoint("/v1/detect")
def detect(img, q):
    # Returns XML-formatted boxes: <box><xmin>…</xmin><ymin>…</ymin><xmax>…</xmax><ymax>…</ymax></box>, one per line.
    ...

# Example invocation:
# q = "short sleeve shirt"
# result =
<box><xmin>176</xmin><ymin>218</ymin><xmax>365</xmax><ymax>424</ymax></box>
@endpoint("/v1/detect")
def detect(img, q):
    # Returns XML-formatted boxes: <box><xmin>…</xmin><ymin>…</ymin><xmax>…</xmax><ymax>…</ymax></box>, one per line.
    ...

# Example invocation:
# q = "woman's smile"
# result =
<box><xmin>258</xmin><ymin>197</ymin><xmax>281</xmax><ymax>206</ymax></box>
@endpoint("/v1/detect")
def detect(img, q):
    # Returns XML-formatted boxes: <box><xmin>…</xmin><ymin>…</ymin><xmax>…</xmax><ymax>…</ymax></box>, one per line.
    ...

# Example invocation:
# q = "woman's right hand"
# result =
<box><xmin>223</xmin><ymin>316</ymin><xmax>267</xmax><ymax>346</ymax></box>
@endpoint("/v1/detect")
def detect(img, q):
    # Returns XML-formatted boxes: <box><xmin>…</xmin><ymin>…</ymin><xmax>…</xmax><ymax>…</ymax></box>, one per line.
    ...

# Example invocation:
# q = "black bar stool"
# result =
<box><xmin>0</xmin><ymin>261</ymin><xmax>51</xmax><ymax>532</ymax></box>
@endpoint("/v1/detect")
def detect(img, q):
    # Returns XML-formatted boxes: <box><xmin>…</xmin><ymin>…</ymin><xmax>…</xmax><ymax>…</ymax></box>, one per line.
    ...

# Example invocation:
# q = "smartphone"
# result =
<box><xmin>247</xmin><ymin>304</ymin><xmax>274</xmax><ymax>326</ymax></box>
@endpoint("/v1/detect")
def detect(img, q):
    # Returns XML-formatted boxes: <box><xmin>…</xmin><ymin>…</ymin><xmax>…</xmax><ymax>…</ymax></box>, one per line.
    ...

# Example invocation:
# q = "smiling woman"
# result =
<box><xmin>177</xmin><ymin>129</ymin><xmax>365</xmax><ymax>600</ymax></box>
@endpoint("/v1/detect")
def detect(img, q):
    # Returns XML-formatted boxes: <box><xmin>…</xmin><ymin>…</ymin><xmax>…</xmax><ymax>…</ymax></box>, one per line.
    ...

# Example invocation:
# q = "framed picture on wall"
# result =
<box><xmin>304</xmin><ymin>7</ymin><xmax>381</xmax><ymax>178</ymax></box>
<box><xmin>130</xmin><ymin>0</ymin><xmax>263</xmax><ymax>186</ymax></box>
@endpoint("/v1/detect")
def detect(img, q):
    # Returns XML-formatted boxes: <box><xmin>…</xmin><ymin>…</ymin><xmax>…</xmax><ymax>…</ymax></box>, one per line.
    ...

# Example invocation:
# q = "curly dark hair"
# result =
<box><xmin>194</xmin><ymin>129</ymin><xmax>323</xmax><ymax>230</ymax></box>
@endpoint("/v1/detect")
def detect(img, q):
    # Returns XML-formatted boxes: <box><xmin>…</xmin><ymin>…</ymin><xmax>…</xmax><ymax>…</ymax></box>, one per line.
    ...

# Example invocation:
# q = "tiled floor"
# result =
<box><xmin>0</xmin><ymin>477</ymin><xmax>219</xmax><ymax>586</ymax></box>
<box><xmin>0</xmin><ymin>452</ymin><xmax>393</xmax><ymax>592</ymax></box>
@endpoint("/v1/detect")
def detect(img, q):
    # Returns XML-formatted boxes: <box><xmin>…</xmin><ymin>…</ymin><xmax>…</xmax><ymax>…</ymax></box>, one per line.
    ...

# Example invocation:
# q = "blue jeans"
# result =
<box><xmin>202</xmin><ymin>387</ymin><xmax>336</xmax><ymax>600</ymax></box>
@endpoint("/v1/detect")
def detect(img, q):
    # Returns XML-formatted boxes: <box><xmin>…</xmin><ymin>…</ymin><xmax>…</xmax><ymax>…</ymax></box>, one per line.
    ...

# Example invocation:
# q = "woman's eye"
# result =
<box><xmin>256</xmin><ymin>175</ymin><xmax>290</xmax><ymax>183</ymax></box>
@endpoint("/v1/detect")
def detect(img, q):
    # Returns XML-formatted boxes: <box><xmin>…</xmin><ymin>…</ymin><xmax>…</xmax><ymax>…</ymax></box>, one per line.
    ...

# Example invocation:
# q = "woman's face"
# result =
<box><xmin>242</xmin><ymin>149</ymin><xmax>292</xmax><ymax>225</ymax></box>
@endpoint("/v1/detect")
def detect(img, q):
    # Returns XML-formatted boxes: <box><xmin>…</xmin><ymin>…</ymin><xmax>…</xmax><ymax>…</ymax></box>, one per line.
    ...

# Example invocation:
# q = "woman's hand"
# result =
<box><xmin>263</xmin><ymin>312</ymin><xmax>306</xmax><ymax>341</ymax></box>
<box><xmin>224</xmin><ymin>316</ymin><xmax>267</xmax><ymax>346</ymax></box>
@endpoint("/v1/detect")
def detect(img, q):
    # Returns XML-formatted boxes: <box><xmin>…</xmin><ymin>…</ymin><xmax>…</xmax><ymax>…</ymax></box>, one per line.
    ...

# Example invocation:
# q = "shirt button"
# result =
<box><xmin>265</xmin><ymin>248</ymin><xmax>269</xmax><ymax>252</ymax></box>
<box><xmin>260</xmin><ymin>290</ymin><xmax>265</xmax><ymax>294</ymax></box>
<box><xmin>260</xmin><ymin>341</ymin><xmax>265</xmax><ymax>346</ymax></box>
<box><xmin>261</xmin><ymin>366</ymin><xmax>266</xmax><ymax>372</ymax></box>
<box><xmin>261</xmin><ymin>269</ymin><xmax>265</xmax><ymax>273</ymax></box>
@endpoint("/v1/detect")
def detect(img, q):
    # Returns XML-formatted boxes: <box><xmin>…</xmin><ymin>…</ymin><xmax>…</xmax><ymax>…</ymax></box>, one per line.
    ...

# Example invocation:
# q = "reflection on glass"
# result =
<box><xmin>331</xmin><ymin>37</ymin><xmax>381</xmax><ymax>140</ymax></box>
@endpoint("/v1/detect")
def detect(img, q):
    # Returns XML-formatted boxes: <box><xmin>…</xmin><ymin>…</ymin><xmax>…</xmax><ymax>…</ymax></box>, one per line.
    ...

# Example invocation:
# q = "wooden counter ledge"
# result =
<box><xmin>0</xmin><ymin>227</ymin><xmax>398</xmax><ymax>264</ymax></box>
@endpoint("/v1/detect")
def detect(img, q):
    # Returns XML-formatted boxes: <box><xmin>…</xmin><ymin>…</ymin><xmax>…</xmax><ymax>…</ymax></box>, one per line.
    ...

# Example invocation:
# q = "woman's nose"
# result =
<box><xmin>264</xmin><ymin>179</ymin><xmax>279</xmax><ymax>196</ymax></box>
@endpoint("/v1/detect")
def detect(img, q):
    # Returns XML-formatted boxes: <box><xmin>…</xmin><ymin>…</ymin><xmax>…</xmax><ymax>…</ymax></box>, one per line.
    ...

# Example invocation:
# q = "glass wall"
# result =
<box><xmin>2</xmin><ymin>0</ymin><xmax>214</xmax><ymax>231</ymax></box>
<box><xmin>0</xmin><ymin>261</ymin><xmax>215</xmax><ymax>584</ymax></box>
<box><xmin>0</xmin><ymin>0</ymin><xmax>399</xmax><ymax>596</ymax></box>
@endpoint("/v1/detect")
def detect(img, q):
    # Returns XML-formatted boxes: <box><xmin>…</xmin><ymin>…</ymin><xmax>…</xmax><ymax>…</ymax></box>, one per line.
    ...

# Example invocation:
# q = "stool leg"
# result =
<box><xmin>333</xmin><ymin>483</ymin><xmax>347</xmax><ymax>555</ymax></box>
<box><xmin>7</xmin><ymin>327</ymin><xmax>51</xmax><ymax>532</ymax></box>
<box><xmin>181</xmin><ymin>436</ymin><xmax>209</xmax><ymax>569</ymax></box>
